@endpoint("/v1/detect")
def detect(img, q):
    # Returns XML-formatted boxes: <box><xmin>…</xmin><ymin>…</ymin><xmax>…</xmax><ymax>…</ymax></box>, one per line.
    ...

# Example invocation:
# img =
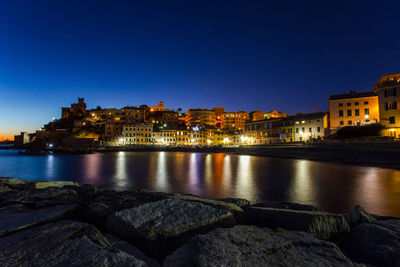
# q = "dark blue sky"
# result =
<box><xmin>1</xmin><ymin>0</ymin><xmax>400</xmax><ymax>138</ymax></box>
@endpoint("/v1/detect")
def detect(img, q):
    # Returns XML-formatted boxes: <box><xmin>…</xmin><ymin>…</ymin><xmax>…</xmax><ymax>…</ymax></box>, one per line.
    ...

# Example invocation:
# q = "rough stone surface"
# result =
<box><xmin>105</xmin><ymin>234</ymin><xmax>160</xmax><ymax>267</ymax></box>
<box><xmin>164</xmin><ymin>225</ymin><xmax>359</xmax><ymax>267</ymax></box>
<box><xmin>0</xmin><ymin>220</ymin><xmax>147</xmax><ymax>266</ymax></box>
<box><xmin>217</xmin><ymin>197</ymin><xmax>251</xmax><ymax>208</ymax></box>
<box><xmin>177</xmin><ymin>194</ymin><xmax>243</xmax><ymax>221</ymax></box>
<box><xmin>86</xmin><ymin>190</ymin><xmax>170</xmax><ymax>229</ymax></box>
<box><xmin>107</xmin><ymin>197</ymin><xmax>236</xmax><ymax>260</ymax></box>
<box><xmin>253</xmin><ymin>201</ymin><xmax>320</xmax><ymax>211</ymax></box>
<box><xmin>245</xmin><ymin>206</ymin><xmax>350</xmax><ymax>240</ymax></box>
<box><xmin>0</xmin><ymin>204</ymin><xmax>80</xmax><ymax>237</ymax></box>
<box><xmin>341</xmin><ymin>222</ymin><xmax>400</xmax><ymax>266</ymax></box>
<box><xmin>34</xmin><ymin>181</ymin><xmax>79</xmax><ymax>189</ymax></box>
<box><xmin>346</xmin><ymin>205</ymin><xmax>377</xmax><ymax>228</ymax></box>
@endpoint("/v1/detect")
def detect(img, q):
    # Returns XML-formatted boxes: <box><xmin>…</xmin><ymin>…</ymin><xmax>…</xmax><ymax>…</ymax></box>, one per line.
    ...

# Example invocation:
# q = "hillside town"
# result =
<box><xmin>14</xmin><ymin>73</ymin><xmax>400</xmax><ymax>148</ymax></box>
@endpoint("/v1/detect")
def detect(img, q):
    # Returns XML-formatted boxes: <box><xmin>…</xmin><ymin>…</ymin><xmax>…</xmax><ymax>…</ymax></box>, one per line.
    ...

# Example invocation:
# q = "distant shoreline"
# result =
<box><xmin>12</xmin><ymin>143</ymin><xmax>400</xmax><ymax>170</ymax></box>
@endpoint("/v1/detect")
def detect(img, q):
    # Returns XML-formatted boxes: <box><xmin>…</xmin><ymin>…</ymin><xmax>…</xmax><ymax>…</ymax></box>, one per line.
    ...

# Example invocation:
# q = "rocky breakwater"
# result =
<box><xmin>0</xmin><ymin>177</ymin><xmax>399</xmax><ymax>266</ymax></box>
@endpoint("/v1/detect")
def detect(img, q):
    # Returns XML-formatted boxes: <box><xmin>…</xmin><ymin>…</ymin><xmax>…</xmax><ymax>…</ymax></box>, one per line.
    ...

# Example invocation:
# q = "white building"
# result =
<box><xmin>294</xmin><ymin>112</ymin><xmax>329</xmax><ymax>141</ymax></box>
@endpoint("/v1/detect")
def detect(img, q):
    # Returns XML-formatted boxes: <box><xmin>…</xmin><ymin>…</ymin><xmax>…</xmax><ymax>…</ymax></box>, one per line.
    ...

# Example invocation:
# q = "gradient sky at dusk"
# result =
<box><xmin>1</xmin><ymin>0</ymin><xmax>400</xmax><ymax>140</ymax></box>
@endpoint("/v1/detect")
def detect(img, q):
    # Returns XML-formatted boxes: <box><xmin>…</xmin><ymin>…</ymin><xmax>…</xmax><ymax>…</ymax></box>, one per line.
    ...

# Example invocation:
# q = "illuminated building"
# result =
<box><xmin>372</xmin><ymin>73</ymin><xmax>400</xmax><ymax>138</ymax></box>
<box><xmin>213</xmin><ymin>131</ymin><xmax>241</xmax><ymax>146</ymax></box>
<box><xmin>105</xmin><ymin>107</ymin><xmax>146</xmax><ymax>141</ymax></box>
<box><xmin>329</xmin><ymin>91</ymin><xmax>379</xmax><ymax>131</ymax></box>
<box><xmin>186</xmin><ymin>109</ymin><xmax>216</xmax><ymax>127</ymax></box>
<box><xmin>153</xmin><ymin>128</ymin><xmax>177</xmax><ymax>146</ymax></box>
<box><xmin>279</xmin><ymin>117</ymin><xmax>295</xmax><ymax>143</ymax></box>
<box><xmin>222</xmin><ymin>111</ymin><xmax>249</xmax><ymax>131</ymax></box>
<box><xmin>121</xmin><ymin>123</ymin><xmax>154</xmax><ymax>145</ymax></box>
<box><xmin>212</xmin><ymin>107</ymin><xmax>225</xmax><ymax>128</ymax></box>
<box><xmin>250</xmin><ymin>110</ymin><xmax>265</xmax><ymax>121</ymax></box>
<box><xmin>148</xmin><ymin>110</ymin><xmax>179</xmax><ymax>126</ymax></box>
<box><xmin>293</xmin><ymin>112</ymin><xmax>329</xmax><ymax>141</ymax></box>
<box><xmin>265</xmin><ymin>110</ymin><xmax>288</xmax><ymax>119</ymax></box>
<box><xmin>61</xmin><ymin>98</ymin><xmax>87</xmax><ymax>118</ymax></box>
<box><xmin>149</xmin><ymin>101</ymin><xmax>165</xmax><ymax>112</ymax></box>
<box><xmin>244</xmin><ymin>118</ymin><xmax>283</xmax><ymax>144</ymax></box>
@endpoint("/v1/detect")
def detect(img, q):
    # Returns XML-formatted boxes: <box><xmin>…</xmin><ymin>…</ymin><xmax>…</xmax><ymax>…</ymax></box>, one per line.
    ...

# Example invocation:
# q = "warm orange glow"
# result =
<box><xmin>0</xmin><ymin>134</ymin><xmax>15</xmax><ymax>141</ymax></box>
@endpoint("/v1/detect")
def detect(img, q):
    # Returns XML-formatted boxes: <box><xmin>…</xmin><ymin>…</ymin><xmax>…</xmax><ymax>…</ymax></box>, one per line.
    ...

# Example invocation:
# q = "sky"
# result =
<box><xmin>1</xmin><ymin>0</ymin><xmax>400</xmax><ymax>140</ymax></box>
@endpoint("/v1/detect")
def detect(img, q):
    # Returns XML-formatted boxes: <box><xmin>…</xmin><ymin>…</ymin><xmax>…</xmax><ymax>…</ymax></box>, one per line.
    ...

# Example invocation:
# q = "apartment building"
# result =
<box><xmin>293</xmin><ymin>112</ymin><xmax>329</xmax><ymax>141</ymax></box>
<box><xmin>329</xmin><ymin>91</ymin><xmax>379</xmax><ymax>131</ymax></box>
<box><xmin>121</xmin><ymin>123</ymin><xmax>154</xmax><ymax>145</ymax></box>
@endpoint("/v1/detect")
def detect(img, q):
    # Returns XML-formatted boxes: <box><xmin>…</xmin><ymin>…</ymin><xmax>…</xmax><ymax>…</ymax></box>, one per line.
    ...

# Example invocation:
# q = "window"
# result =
<box><xmin>355</xmin><ymin>109</ymin><xmax>360</xmax><ymax>116</ymax></box>
<box><xmin>364</xmin><ymin>108</ymin><xmax>369</xmax><ymax>115</ymax></box>
<box><xmin>347</xmin><ymin>110</ymin><xmax>352</xmax><ymax>116</ymax></box>
<box><xmin>301</xmin><ymin>127</ymin><xmax>305</xmax><ymax>132</ymax></box>
<box><xmin>355</xmin><ymin>102</ymin><xmax>359</xmax><ymax>106</ymax></box>
<box><xmin>388</xmin><ymin>102</ymin><xmax>398</xmax><ymax>110</ymax></box>
<box><xmin>296</xmin><ymin>128</ymin><xmax>299</xmax><ymax>133</ymax></box>
<box><xmin>339</xmin><ymin>103</ymin><xmax>343</xmax><ymax>107</ymax></box>
<box><xmin>340</xmin><ymin>121</ymin><xmax>344</xmax><ymax>125</ymax></box>
<box><xmin>364</xmin><ymin>101</ymin><xmax>369</xmax><ymax>105</ymax></box>
<box><xmin>389</xmin><ymin>116</ymin><xmax>396</xmax><ymax>124</ymax></box>
<box><xmin>309</xmin><ymin>128</ymin><xmax>312</xmax><ymax>132</ymax></box>
<box><xmin>339</xmin><ymin>110</ymin><xmax>343</xmax><ymax>117</ymax></box>
<box><xmin>348</xmin><ymin>120</ymin><xmax>352</xmax><ymax>125</ymax></box>
<box><xmin>317</xmin><ymin>127</ymin><xmax>321</xmax><ymax>132</ymax></box>
<box><xmin>384</xmin><ymin>88</ymin><xmax>397</xmax><ymax>97</ymax></box>
<box><xmin>347</xmin><ymin>103</ymin><xmax>351</xmax><ymax>106</ymax></box>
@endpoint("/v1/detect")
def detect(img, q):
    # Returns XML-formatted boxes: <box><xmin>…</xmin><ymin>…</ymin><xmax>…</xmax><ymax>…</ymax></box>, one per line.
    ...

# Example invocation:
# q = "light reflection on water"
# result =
<box><xmin>1</xmin><ymin>150</ymin><xmax>400</xmax><ymax>216</ymax></box>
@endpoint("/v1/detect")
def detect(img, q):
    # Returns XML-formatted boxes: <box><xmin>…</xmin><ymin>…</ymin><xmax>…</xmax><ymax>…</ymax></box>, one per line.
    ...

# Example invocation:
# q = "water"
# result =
<box><xmin>0</xmin><ymin>149</ymin><xmax>400</xmax><ymax>216</ymax></box>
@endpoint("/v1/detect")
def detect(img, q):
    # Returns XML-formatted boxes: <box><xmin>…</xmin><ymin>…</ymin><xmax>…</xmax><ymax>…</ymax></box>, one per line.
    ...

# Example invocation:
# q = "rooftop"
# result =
<box><xmin>329</xmin><ymin>91</ymin><xmax>377</xmax><ymax>100</ymax></box>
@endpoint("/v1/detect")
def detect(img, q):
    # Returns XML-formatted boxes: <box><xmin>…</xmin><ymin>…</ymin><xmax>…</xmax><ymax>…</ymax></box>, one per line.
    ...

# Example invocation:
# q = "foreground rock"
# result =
<box><xmin>0</xmin><ymin>204</ymin><xmax>80</xmax><ymax>237</ymax></box>
<box><xmin>245</xmin><ymin>206</ymin><xmax>349</xmax><ymax>240</ymax></box>
<box><xmin>164</xmin><ymin>225</ymin><xmax>359</xmax><ymax>266</ymax></box>
<box><xmin>253</xmin><ymin>201</ymin><xmax>320</xmax><ymax>211</ymax></box>
<box><xmin>341</xmin><ymin>220</ymin><xmax>400</xmax><ymax>266</ymax></box>
<box><xmin>346</xmin><ymin>205</ymin><xmax>377</xmax><ymax>229</ymax></box>
<box><xmin>0</xmin><ymin>220</ymin><xmax>147</xmax><ymax>266</ymax></box>
<box><xmin>107</xmin><ymin>197</ymin><xmax>236</xmax><ymax>260</ymax></box>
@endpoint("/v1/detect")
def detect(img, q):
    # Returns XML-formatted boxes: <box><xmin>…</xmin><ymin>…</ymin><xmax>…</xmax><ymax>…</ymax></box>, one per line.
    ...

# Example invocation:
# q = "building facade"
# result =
<box><xmin>329</xmin><ymin>91</ymin><xmax>379</xmax><ymax>131</ymax></box>
<box><xmin>121</xmin><ymin>123</ymin><xmax>154</xmax><ymax>145</ymax></box>
<box><xmin>293</xmin><ymin>112</ymin><xmax>329</xmax><ymax>141</ymax></box>
<box><xmin>373</xmin><ymin>73</ymin><xmax>400</xmax><ymax>138</ymax></box>
<box><xmin>222</xmin><ymin>111</ymin><xmax>249</xmax><ymax>131</ymax></box>
<box><xmin>244</xmin><ymin>118</ymin><xmax>283</xmax><ymax>144</ymax></box>
<box><xmin>105</xmin><ymin>107</ymin><xmax>146</xmax><ymax>141</ymax></box>
<box><xmin>186</xmin><ymin>109</ymin><xmax>216</xmax><ymax>127</ymax></box>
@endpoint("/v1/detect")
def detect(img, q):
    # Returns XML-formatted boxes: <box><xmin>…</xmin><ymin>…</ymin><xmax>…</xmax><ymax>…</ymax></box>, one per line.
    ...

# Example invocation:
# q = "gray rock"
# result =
<box><xmin>245</xmin><ymin>206</ymin><xmax>349</xmax><ymax>240</ymax></box>
<box><xmin>0</xmin><ymin>220</ymin><xmax>147</xmax><ymax>266</ymax></box>
<box><xmin>176</xmin><ymin>194</ymin><xmax>243</xmax><ymax>221</ymax></box>
<box><xmin>164</xmin><ymin>225</ymin><xmax>359</xmax><ymax>267</ymax></box>
<box><xmin>253</xmin><ymin>201</ymin><xmax>320</xmax><ymax>211</ymax></box>
<box><xmin>107</xmin><ymin>197</ymin><xmax>236</xmax><ymax>260</ymax></box>
<box><xmin>346</xmin><ymin>205</ymin><xmax>377</xmax><ymax>228</ymax></box>
<box><xmin>105</xmin><ymin>234</ymin><xmax>160</xmax><ymax>267</ymax></box>
<box><xmin>0</xmin><ymin>177</ymin><xmax>25</xmax><ymax>185</ymax></box>
<box><xmin>0</xmin><ymin>204</ymin><xmax>80</xmax><ymax>237</ymax></box>
<box><xmin>341</xmin><ymin>223</ymin><xmax>400</xmax><ymax>266</ymax></box>
<box><xmin>86</xmin><ymin>190</ymin><xmax>169</xmax><ymax>229</ymax></box>
<box><xmin>375</xmin><ymin>218</ymin><xmax>400</xmax><ymax>234</ymax></box>
<box><xmin>216</xmin><ymin>197</ymin><xmax>251</xmax><ymax>208</ymax></box>
<box><xmin>34</xmin><ymin>181</ymin><xmax>79</xmax><ymax>189</ymax></box>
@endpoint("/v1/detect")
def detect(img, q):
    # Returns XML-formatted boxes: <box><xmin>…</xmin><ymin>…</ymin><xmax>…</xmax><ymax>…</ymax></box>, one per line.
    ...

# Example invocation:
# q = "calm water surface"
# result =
<box><xmin>1</xmin><ymin>150</ymin><xmax>399</xmax><ymax>216</ymax></box>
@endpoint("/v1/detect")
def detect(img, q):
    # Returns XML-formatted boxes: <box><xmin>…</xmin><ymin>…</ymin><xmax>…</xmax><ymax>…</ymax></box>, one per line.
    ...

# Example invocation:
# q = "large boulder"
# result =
<box><xmin>0</xmin><ymin>187</ymin><xmax>80</xmax><ymax>208</ymax></box>
<box><xmin>105</xmin><ymin>234</ymin><xmax>160</xmax><ymax>267</ymax></box>
<box><xmin>0</xmin><ymin>220</ymin><xmax>147</xmax><ymax>266</ymax></box>
<box><xmin>86</xmin><ymin>190</ymin><xmax>170</xmax><ymax>229</ymax></box>
<box><xmin>34</xmin><ymin>181</ymin><xmax>79</xmax><ymax>189</ymax></box>
<box><xmin>164</xmin><ymin>225</ymin><xmax>359</xmax><ymax>266</ymax></box>
<box><xmin>341</xmin><ymin>222</ymin><xmax>400</xmax><ymax>266</ymax></box>
<box><xmin>252</xmin><ymin>201</ymin><xmax>320</xmax><ymax>211</ymax></box>
<box><xmin>216</xmin><ymin>197</ymin><xmax>251</xmax><ymax>209</ymax></box>
<box><xmin>0</xmin><ymin>204</ymin><xmax>80</xmax><ymax>237</ymax></box>
<box><xmin>244</xmin><ymin>206</ymin><xmax>349</xmax><ymax>240</ymax></box>
<box><xmin>346</xmin><ymin>205</ymin><xmax>377</xmax><ymax>228</ymax></box>
<box><xmin>176</xmin><ymin>194</ymin><xmax>243</xmax><ymax>221</ymax></box>
<box><xmin>106</xmin><ymin>197</ymin><xmax>236</xmax><ymax>260</ymax></box>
